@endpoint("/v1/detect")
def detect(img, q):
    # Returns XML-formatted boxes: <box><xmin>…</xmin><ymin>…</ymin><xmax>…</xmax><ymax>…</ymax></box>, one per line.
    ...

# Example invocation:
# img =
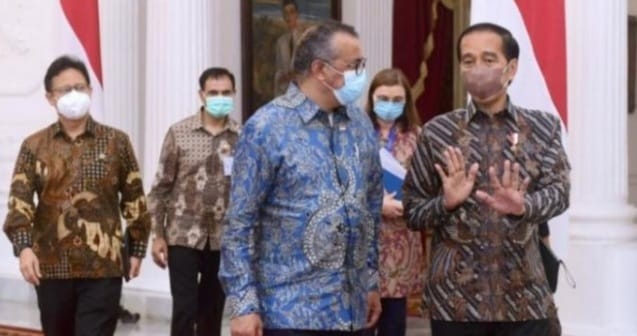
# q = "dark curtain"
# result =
<box><xmin>392</xmin><ymin>0</ymin><xmax>455</xmax><ymax>317</ymax></box>
<box><xmin>392</xmin><ymin>0</ymin><xmax>455</xmax><ymax>125</ymax></box>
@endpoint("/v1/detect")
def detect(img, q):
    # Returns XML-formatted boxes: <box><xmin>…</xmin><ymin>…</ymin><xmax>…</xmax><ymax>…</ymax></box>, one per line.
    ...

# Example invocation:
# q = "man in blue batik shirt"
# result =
<box><xmin>219</xmin><ymin>22</ymin><xmax>383</xmax><ymax>336</ymax></box>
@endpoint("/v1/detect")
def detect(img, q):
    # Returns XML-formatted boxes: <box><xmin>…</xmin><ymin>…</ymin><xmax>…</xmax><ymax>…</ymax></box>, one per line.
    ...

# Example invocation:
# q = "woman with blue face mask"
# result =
<box><xmin>365</xmin><ymin>68</ymin><xmax>425</xmax><ymax>336</ymax></box>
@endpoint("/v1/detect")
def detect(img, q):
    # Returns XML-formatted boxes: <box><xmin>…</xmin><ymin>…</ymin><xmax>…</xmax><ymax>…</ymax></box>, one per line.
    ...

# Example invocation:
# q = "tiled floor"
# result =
<box><xmin>0</xmin><ymin>301</ymin><xmax>431</xmax><ymax>336</ymax></box>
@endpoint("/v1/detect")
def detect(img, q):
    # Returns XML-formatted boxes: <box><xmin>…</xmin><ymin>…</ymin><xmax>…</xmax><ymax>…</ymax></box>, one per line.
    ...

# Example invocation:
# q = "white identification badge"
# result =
<box><xmin>222</xmin><ymin>156</ymin><xmax>234</xmax><ymax>176</ymax></box>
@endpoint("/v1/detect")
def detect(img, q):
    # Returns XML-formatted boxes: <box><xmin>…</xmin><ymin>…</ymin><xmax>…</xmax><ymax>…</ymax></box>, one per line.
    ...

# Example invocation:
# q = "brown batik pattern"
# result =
<box><xmin>3</xmin><ymin>117</ymin><xmax>151</xmax><ymax>279</ymax></box>
<box><xmin>403</xmin><ymin>100</ymin><xmax>570</xmax><ymax>322</ymax></box>
<box><xmin>147</xmin><ymin>112</ymin><xmax>240</xmax><ymax>250</ymax></box>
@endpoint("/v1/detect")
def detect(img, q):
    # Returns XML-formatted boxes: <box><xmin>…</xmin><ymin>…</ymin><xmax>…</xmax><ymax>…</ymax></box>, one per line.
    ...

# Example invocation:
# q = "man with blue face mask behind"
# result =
<box><xmin>219</xmin><ymin>22</ymin><xmax>383</xmax><ymax>336</ymax></box>
<box><xmin>147</xmin><ymin>67</ymin><xmax>240</xmax><ymax>336</ymax></box>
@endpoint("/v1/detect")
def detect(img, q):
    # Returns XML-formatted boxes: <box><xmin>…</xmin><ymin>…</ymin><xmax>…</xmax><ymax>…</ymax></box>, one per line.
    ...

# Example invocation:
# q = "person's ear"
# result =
<box><xmin>311</xmin><ymin>59</ymin><xmax>327</xmax><ymax>81</ymax></box>
<box><xmin>45</xmin><ymin>92</ymin><xmax>56</xmax><ymax>107</ymax></box>
<box><xmin>506</xmin><ymin>58</ymin><xmax>518</xmax><ymax>84</ymax></box>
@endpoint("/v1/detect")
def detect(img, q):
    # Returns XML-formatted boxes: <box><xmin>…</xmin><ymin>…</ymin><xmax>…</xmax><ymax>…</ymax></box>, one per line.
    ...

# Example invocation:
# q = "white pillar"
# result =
<box><xmin>143</xmin><ymin>0</ymin><xmax>215</xmax><ymax>190</ymax></box>
<box><xmin>568</xmin><ymin>0</ymin><xmax>636</xmax><ymax>240</ymax></box>
<box><xmin>99</xmin><ymin>0</ymin><xmax>143</xmax><ymax>153</ymax></box>
<box><xmin>342</xmin><ymin>0</ymin><xmax>394</xmax><ymax>106</ymax></box>
<box><xmin>559</xmin><ymin>0</ymin><xmax>637</xmax><ymax>335</ymax></box>
<box><xmin>216</xmin><ymin>0</ymin><xmax>243</xmax><ymax>122</ymax></box>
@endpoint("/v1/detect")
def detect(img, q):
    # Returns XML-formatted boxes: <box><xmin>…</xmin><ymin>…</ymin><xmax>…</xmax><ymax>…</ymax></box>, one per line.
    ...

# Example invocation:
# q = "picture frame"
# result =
<box><xmin>241</xmin><ymin>0</ymin><xmax>341</xmax><ymax>121</ymax></box>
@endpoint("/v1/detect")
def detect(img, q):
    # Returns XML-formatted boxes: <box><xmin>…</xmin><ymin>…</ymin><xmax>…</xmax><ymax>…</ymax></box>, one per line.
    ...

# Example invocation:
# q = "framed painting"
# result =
<box><xmin>241</xmin><ymin>0</ymin><xmax>341</xmax><ymax>121</ymax></box>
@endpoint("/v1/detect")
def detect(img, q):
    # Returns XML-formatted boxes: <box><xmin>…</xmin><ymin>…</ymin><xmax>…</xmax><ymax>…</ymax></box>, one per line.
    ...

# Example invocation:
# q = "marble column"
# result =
<box><xmin>342</xmin><ymin>0</ymin><xmax>394</xmax><ymax>106</ymax></box>
<box><xmin>99</xmin><ymin>0</ymin><xmax>143</xmax><ymax>153</ymax></box>
<box><xmin>143</xmin><ymin>0</ymin><xmax>215</xmax><ymax>190</ymax></box>
<box><xmin>558</xmin><ymin>0</ymin><xmax>637</xmax><ymax>335</ymax></box>
<box><xmin>568</xmin><ymin>0</ymin><xmax>636</xmax><ymax>240</ymax></box>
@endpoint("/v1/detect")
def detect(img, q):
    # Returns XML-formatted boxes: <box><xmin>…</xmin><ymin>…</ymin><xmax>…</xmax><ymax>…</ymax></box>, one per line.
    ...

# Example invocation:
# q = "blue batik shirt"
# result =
<box><xmin>219</xmin><ymin>84</ymin><xmax>383</xmax><ymax>331</ymax></box>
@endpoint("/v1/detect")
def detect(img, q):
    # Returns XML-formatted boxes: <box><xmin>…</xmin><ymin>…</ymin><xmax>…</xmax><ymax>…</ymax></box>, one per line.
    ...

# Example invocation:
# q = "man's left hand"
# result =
<box><xmin>476</xmin><ymin>160</ymin><xmax>530</xmax><ymax>216</ymax></box>
<box><xmin>129</xmin><ymin>257</ymin><xmax>142</xmax><ymax>280</ymax></box>
<box><xmin>365</xmin><ymin>291</ymin><xmax>382</xmax><ymax>329</ymax></box>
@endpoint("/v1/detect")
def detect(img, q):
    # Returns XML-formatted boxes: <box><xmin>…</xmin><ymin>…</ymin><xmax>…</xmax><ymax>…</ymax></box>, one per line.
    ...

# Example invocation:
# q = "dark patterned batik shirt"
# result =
<box><xmin>403</xmin><ymin>100</ymin><xmax>570</xmax><ymax>321</ymax></box>
<box><xmin>147</xmin><ymin>112</ymin><xmax>240</xmax><ymax>250</ymax></box>
<box><xmin>3</xmin><ymin>117</ymin><xmax>151</xmax><ymax>279</ymax></box>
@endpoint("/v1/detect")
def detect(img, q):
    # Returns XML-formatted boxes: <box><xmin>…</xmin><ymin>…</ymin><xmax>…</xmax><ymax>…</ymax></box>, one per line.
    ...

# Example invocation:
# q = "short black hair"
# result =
<box><xmin>282</xmin><ymin>0</ymin><xmax>298</xmax><ymax>10</ymax></box>
<box><xmin>198</xmin><ymin>67</ymin><xmax>235</xmax><ymax>91</ymax></box>
<box><xmin>457</xmin><ymin>22</ymin><xmax>520</xmax><ymax>61</ymax></box>
<box><xmin>44</xmin><ymin>55</ymin><xmax>91</xmax><ymax>93</ymax></box>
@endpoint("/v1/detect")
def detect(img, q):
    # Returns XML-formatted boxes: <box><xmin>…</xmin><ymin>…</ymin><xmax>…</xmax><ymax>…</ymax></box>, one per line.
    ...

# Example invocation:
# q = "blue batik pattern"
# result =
<box><xmin>219</xmin><ymin>84</ymin><xmax>383</xmax><ymax>331</ymax></box>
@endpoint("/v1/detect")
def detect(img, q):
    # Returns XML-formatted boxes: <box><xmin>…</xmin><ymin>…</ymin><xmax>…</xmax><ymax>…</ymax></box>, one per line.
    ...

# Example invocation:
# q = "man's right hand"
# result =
<box><xmin>434</xmin><ymin>146</ymin><xmax>479</xmax><ymax>210</ymax></box>
<box><xmin>151</xmin><ymin>237</ymin><xmax>168</xmax><ymax>269</ymax></box>
<box><xmin>19</xmin><ymin>248</ymin><xmax>41</xmax><ymax>286</ymax></box>
<box><xmin>230</xmin><ymin>313</ymin><xmax>263</xmax><ymax>336</ymax></box>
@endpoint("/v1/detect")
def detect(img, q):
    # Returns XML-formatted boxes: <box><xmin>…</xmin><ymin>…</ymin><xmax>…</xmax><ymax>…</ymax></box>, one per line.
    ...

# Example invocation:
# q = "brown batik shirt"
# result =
<box><xmin>147</xmin><ymin>112</ymin><xmax>240</xmax><ymax>250</ymax></box>
<box><xmin>3</xmin><ymin>117</ymin><xmax>151</xmax><ymax>279</ymax></box>
<box><xmin>403</xmin><ymin>100</ymin><xmax>570</xmax><ymax>321</ymax></box>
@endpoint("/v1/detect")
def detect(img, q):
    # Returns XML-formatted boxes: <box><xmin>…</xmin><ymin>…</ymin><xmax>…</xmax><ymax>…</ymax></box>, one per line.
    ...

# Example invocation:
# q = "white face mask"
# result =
<box><xmin>56</xmin><ymin>90</ymin><xmax>91</xmax><ymax>120</ymax></box>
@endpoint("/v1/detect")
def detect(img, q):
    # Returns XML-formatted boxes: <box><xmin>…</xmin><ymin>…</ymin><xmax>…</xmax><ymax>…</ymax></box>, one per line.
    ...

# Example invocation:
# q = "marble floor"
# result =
<box><xmin>0</xmin><ymin>300</ymin><xmax>431</xmax><ymax>336</ymax></box>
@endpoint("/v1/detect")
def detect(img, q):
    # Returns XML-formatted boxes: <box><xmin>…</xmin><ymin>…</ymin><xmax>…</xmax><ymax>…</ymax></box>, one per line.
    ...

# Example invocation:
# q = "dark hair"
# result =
<box><xmin>44</xmin><ymin>55</ymin><xmax>91</xmax><ymax>93</ymax></box>
<box><xmin>198</xmin><ymin>67</ymin><xmax>235</xmax><ymax>91</ymax></box>
<box><xmin>366</xmin><ymin>68</ymin><xmax>421</xmax><ymax>132</ymax></box>
<box><xmin>292</xmin><ymin>21</ymin><xmax>358</xmax><ymax>77</ymax></box>
<box><xmin>282</xmin><ymin>0</ymin><xmax>298</xmax><ymax>10</ymax></box>
<box><xmin>457</xmin><ymin>23</ymin><xmax>519</xmax><ymax>61</ymax></box>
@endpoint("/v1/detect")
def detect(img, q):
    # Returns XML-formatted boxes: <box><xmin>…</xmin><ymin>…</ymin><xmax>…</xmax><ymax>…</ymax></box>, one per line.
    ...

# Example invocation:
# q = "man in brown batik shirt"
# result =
<box><xmin>147</xmin><ymin>67</ymin><xmax>240</xmax><ymax>336</ymax></box>
<box><xmin>3</xmin><ymin>55</ymin><xmax>151</xmax><ymax>336</ymax></box>
<box><xmin>403</xmin><ymin>23</ymin><xmax>570</xmax><ymax>336</ymax></box>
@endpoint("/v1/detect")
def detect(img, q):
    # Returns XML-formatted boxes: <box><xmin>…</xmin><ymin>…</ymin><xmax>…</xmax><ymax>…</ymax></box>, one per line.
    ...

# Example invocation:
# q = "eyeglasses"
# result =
<box><xmin>322</xmin><ymin>57</ymin><xmax>367</xmax><ymax>76</ymax></box>
<box><xmin>51</xmin><ymin>83</ymin><xmax>90</xmax><ymax>95</ymax></box>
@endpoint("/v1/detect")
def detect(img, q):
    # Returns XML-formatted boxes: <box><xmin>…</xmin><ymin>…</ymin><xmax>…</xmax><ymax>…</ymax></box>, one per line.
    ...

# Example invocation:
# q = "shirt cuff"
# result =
<box><xmin>11</xmin><ymin>229</ymin><xmax>32</xmax><ymax>257</ymax></box>
<box><xmin>227</xmin><ymin>288</ymin><xmax>260</xmax><ymax>319</ymax></box>
<box><xmin>130</xmin><ymin>240</ymin><xmax>147</xmax><ymax>258</ymax></box>
<box><xmin>367</xmin><ymin>269</ymin><xmax>379</xmax><ymax>292</ymax></box>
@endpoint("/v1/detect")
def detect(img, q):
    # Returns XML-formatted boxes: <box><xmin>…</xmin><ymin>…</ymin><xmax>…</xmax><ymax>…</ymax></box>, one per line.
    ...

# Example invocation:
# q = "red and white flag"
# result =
<box><xmin>471</xmin><ymin>0</ymin><xmax>569</xmax><ymax>257</ymax></box>
<box><xmin>56</xmin><ymin>0</ymin><xmax>103</xmax><ymax>120</ymax></box>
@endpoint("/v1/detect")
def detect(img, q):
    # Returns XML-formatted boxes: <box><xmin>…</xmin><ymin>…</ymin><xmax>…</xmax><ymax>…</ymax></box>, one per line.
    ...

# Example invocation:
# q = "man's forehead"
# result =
<box><xmin>204</xmin><ymin>77</ymin><xmax>232</xmax><ymax>88</ymax></box>
<box><xmin>460</xmin><ymin>31</ymin><xmax>504</xmax><ymax>56</ymax></box>
<box><xmin>52</xmin><ymin>69</ymin><xmax>87</xmax><ymax>84</ymax></box>
<box><xmin>331</xmin><ymin>33</ymin><xmax>362</xmax><ymax>61</ymax></box>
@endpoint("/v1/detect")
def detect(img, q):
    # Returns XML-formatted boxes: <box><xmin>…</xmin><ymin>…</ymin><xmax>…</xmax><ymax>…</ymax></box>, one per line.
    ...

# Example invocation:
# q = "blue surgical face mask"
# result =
<box><xmin>205</xmin><ymin>96</ymin><xmax>233</xmax><ymax>118</ymax></box>
<box><xmin>323</xmin><ymin>63</ymin><xmax>368</xmax><ymax>105</ymax></box>
<box><xmin>373</xmin><ymin>100</ymin><xmax>405</xmax><ymax>121</ymax></box>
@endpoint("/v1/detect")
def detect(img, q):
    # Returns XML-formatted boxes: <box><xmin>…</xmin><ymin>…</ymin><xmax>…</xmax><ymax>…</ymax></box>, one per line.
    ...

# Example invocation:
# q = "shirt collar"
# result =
<box><xmin>189</xmin><ymin>109</ymin><xmax>241</xmax><ymax>134</ymax></box>
<box><xmin>275</xmin><ymin>83</ymin><xmax>354</xmax><ymax>124</ymax></box>
<box><xmin>50</xmin><ymin>116</ymin><xmax>98</xmax><ymax>139</ymax></box>
<box><xmin>466</xmin><ymin>96</ymin><xmax>519</xmax><ymax>124</ymax></box>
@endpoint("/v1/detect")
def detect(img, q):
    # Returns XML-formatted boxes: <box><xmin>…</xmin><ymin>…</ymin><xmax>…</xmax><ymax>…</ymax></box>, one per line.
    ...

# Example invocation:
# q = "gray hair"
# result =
<box><xmin>292</xmin><ymin>21</ymin><xmax>358</xmax><ymax>78</ymax></box>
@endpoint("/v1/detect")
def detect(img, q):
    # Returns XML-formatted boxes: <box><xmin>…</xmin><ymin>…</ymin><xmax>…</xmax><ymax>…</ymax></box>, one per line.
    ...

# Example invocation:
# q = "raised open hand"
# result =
<box><xmin>434</xmin><ymin>147</ymin><xmax>479</xmax><ymax>210</ymax></box>
<box><xmin>475</xmin><ymin>160</ymin><xmax>530</xmax><ymax>216</ymax></box>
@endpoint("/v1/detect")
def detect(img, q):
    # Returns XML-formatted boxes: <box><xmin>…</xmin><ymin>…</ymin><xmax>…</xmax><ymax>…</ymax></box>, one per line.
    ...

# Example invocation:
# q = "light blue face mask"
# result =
<box><xmin>324</xmin><ymin>64</ymin><xmax>368</xmax><ymax>105</ymax></box>
<box><xmin>374</xmin><ymin>101</ymin><xmax>405</xmax><ymax>121</ymax></box>
<box><xmin>205</xmin><ymin>96</ymin><xmax>233</xmax><ymax>118</ymax></box>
